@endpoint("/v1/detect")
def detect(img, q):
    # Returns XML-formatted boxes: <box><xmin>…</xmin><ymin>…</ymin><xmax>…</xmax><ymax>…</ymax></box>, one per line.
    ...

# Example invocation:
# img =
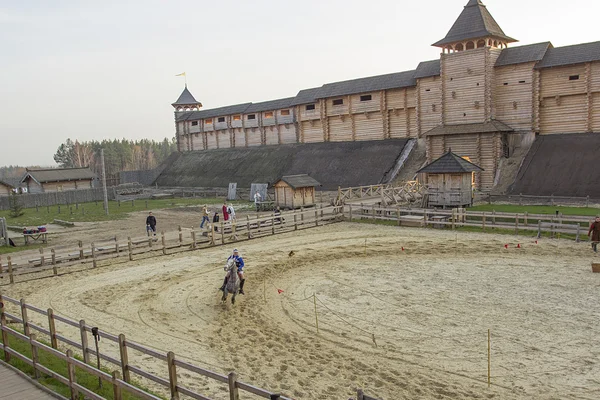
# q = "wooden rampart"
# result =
<box><xmin>0</xmin><ymin>205</ymin><xmax>343</xmax><ymax>285</ymax></box>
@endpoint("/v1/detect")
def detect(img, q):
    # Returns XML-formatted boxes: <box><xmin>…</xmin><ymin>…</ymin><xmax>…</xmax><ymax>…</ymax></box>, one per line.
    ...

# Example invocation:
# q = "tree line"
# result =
<box><xmin>53</xmin><ymin>138</ymin><xmax>177</xmax><ymax>179</ymax></box>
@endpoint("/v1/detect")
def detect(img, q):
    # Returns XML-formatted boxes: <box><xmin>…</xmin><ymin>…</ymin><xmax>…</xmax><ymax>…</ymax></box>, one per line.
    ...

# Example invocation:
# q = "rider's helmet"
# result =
<box><xmin>233</xmin><ymin>248</ymin><xmax>239</xmax><ymax>255</ymax></box>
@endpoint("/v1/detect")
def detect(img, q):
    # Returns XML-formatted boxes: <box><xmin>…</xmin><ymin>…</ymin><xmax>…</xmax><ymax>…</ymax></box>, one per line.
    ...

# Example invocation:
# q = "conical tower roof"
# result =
<box><xmin>417</xmin><ymin>150</ymin><xmax>484</xmax><ymax>174</ymax></box>
<box><xmin>433</xmin><ymin>0</ymin><xmax>516</xmax><ymax>47</ymax></box>
<box><xmin>172</xmin><ymin>86</ymin><xmax>202</xmax><ymax>106</ymax></box>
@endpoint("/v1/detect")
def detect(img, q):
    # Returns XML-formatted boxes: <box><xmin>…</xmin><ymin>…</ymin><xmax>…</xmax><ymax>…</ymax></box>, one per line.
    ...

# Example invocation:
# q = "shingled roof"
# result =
<box><xmin>245</xmin><ymin>97</ymin><xmax>296</xmax><ymax>113</ymax></box>
<box><xmin>289</xmin><ymin>87</ymin><xmax>323</xmax><ymax>106</ymax></box>
<box><xmin>415</xmin><ymin>60</ymin><xmax>441</xmax><ymax>79</ymax></box>
<box><xmin>316</xmin><ymin>70</ymin><xmax>416</xmax><ymax>99</ymax></box>
<box><xmin>535</xmin><ymin>41</ymin><xmax>600</xmax><ymax>69</ymax></box>
<box><xmin>433</xmin><ymin>0</ymin><xmax>516</xmax><ymax>47</ymax></box>
<box><xmin>172</xmin><ymin>87</ymin><xmax>202</xmax><ymax>106</ymax></box>
<box><xmin>175</xmin><ymin>103</ymin><xmax>252</xmax><ymax>122</ymax></box>
<box><xmin>0</xmin><ymin>179</ymin><xmax>16</xmax><ymax>188</ymax></box>
<box><xmin>425</xmin><ymin>120</ymin><xmax>514</xmax><ymax>136</ymax></box>
<box><xmin>495</xmin><ymin>42</ymin><xmax>552</xmax><ymax>67</ymax></box>
<box><xmin>275</xmin><ymin>174</ymin><xmax>321</xmax><ymax>189</ymax></box>
<box><xmin>418</xmin><ymin>151</ymin><xmax>484</xmax><ymax>174</ymax></box>
<box><xmin>23</xmin><ymin>167</ymin><xmax>96</xmax><ymax>184</ymax></box>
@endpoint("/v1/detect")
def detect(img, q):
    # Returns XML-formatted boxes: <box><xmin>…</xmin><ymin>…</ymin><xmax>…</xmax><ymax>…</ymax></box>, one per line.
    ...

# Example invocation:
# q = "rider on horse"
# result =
<box><xmin>219</xmin><ymin>249</ymin><xmax>246</xmax><ymax>295</ymax></box>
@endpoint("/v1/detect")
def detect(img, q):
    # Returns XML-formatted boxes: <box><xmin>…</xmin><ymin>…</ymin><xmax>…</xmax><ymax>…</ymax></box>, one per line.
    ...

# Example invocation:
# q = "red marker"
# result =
<box><xmin>517</xmin><ymin>243</ymin><xmax>521</xmax><ymax>249</ymax></box>
<box><xmin>504</xmin><ymin>244</ymin><xmax>508</xmax><ymax>249</ymax></box>
<box><xmin>401</xmin><ymin>247</ymin><xmax>405</xmax><ymax>251</ymax></box>
<box><xmin>535</xmin><ymin>240</ymin><xmax>538</xmax><ymax>244</ymax></box>
<box><xmin>277</xmin><ymin>289</ymin><xmax>284</xmax><ymax>294</ymax></box>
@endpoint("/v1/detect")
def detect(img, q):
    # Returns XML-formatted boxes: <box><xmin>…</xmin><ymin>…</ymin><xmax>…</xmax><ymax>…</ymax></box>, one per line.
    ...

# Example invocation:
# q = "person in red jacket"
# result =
<box><xmin>222</xmin><ymin>202</ymin><xmax>229</xmax><ymax>222</ymax></box>
<box><xmin>589</xmin><ymin>216</ymin><xmax>600</xmax><ymax>253</ymax></box>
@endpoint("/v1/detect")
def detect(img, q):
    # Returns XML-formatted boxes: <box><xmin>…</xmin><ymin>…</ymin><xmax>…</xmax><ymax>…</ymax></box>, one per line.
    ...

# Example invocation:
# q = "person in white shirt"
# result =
<box><xmin>253</xmin><ymin>191</ymin><xmax>262</xmax><ymax>212</ymax></box>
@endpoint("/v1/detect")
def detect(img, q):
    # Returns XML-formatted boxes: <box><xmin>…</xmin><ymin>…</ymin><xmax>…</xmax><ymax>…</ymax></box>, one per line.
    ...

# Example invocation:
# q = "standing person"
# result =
<box><xmin>213</xmin><ymin>211</ymin><xmax>220</xmax><ymax>232</ymax></box>
<box><xmin>146</xmin><ymin>212</ymin><xmax>157</xmax><ymax>236</ymax></box>
<box><xmin>222</xmin><ymin>202</ymin><xmax>230</xmax><ymax>222</ymax></box>
<box><xmin>227</xmin><ymin>203</ymin><xmax>236</xmax><ymax>221</ymax></box>
<box><xmin>200</xmin><ymin>205</ymin><xmax>210</xmax><ymax>229</ymax></box>
<box><xmin>588</xmin><ymin>216</ymin><xmax>600</xmax><ymax>253</ymax></box>
<box><xmin>253</xmin><ymin>191</ymin><xmax>262</xmax><ymax>212</ymax></box>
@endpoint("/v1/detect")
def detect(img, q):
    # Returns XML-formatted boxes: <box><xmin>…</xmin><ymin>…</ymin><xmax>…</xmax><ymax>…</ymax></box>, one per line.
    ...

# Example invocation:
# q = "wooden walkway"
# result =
<box><xmin>0</xmin><ymin>363</ymin><xmax>58</xmax><ymax>400</ymax></box>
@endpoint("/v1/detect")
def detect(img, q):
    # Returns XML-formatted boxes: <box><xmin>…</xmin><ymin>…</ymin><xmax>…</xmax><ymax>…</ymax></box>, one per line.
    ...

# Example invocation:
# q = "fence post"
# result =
<box><xmin>66</xmin><ymin>349</ymin><xmax>78</xmax><ymax>400</ymax></box>
<box><xmin>191</xmin><ymin>231</ymin><xmax>197</xmax><ymax>250</ymax></box>
<box><xmin>451</xmin><ymin>209</ymin><xmax>456</xmax><ymax>230</ymax></box>
<box><xmin>47</xmin><ymin>308</ymin><xmax>58</xmax><ymax>349</ymax></box>
<box><xmin>515</xmin><ymin>214</ymin><xmax>519</xmax><ymax>235</ymax></box>
<box><xmin>246</xmin><ymin>216</ymin><xmax>251</xmax><ymax>239</ymax></box>
<box><xmin>348</xmin><ymin>204</ymin><xmax>352</xmax><ymax>222</ymax></box>
<box><xmin>115</xmin><ymin>236</ymin><xmax>119</xmax><ymax>255</ymax></box>
<box><xmin>118</xmin><ymin>334</ymin><xmax>131</xmax><ymax>383</ymax></box>
<box><xmin>20</xmin><ymin>298</ymin><xmax>30</xmax><ymax>336</ymax></box>
<box><xmin>272</xmin><ymin>214</ymin><xmax>276</xmax><ymax>234</ymax></box>
<box><xmin>221</xmin><ymin>223</ymin><xmax>225</xmax><ymax>244</ymax></box>
<box><xmin>7</xmin><ymin>256</ymin><xmax>13</xmax><ymax>284</ymax></box>
<box><xmin>148</xmin><ymin>236</ymin><xmax>153</xmax><ymax>249</ymax></box>
<box><xmin>482</xmin><ymin>212</ymin><xmax>486</xmax><ymax>231</ymax></box>
<box><xmin>0</xmin><ymin>296</ymin><xmax>10</xmax><ymax>361</ymax></box>
<box><xmin>79</xmin><ymin>240</ymin><xmax>84</xmax><ymax>259</ymax></box>
<box><xmin>492</xmin><ymin>210</ymin><xmax>496</xmax><ymax>228</ymax></box>
<box><xmin>30</xmin><ymin>333</ymin><xmax>41</xmax><ymax>379</ymax></box>
<box><xmin>519</xmin><ymin>193</ymin><xmax>523</xmax><ymax>206</ymax></box>
<box><xmin>228</xmin><ymin>372</ymin><xmax>240</xmax><ymax>400</ymax></box>
<box><xmin>112</xmin><ymin>371</ymin><xmax>122</xmax><ymax>400</ymax></box>
<box><xmin>91</xmin><ymin>243</ymin><xmax>97</xmax><ymax>268</ymax></box>
<box><xmin>524</xmin><ymin>212</ymin><xmax>528</xmax><ymax>227</ymax></box>
<box><xmin>167</xmin><ymin>351</ymin><xmax>179</xmax><ymax>400</ymax></box>
<box><xmin>128</xmin><ymin>237</ymin><xmax>133</xmax><ymax>261</ymax></box>
<box><xmin>315</xmin><ymin>209</ymin><xmax>319</xmax><ymax>227</ymax></box>
<box><xmin>178</xmin><ymin>226</ymin><xmax>183</xmax><ymax>244</ymax></box>
<box><xmin>537</xmin><ymin>220</ymin><xmax>542</xmax><ymax>238</ymax></box>
<box><xmin>551</xmin><ymin>194</ymin><xmax>555</xmax><ymax>206</ymax></box>
<box><xmin>162</xmin><ymin>232</ymin><xmax>167</xmax><ymax>255</ymax></box>
<box><xmin>301</xmin><ymin>207</ymin><xmax>304</xmax><ymax>223</ymax></box>
<box><xmin>586</xmin><ymin>195</ymin><xmax>590</xmax><ymax>208</ymax></box>
<box><xmin>576</xmin><ymin>225</ymin><xmax>581</xmax><ymax>243</ymax></box>
<box><xmin>39</xmin><ymin>248</ymin><xmax>45</xmax><ymax>267</ymax></box>
<box><xmin>50</xmin><ymin>249</ymin><xmax>57</xmax><ymax>275</ymax></box>
<box><xmin>79</xmin><ymin>319</ymin><xmax>90</xmax><ymax>363</ymax></box>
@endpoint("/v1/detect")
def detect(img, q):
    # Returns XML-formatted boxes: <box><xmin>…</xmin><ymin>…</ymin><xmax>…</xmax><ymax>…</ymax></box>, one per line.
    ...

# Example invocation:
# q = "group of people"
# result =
<box><xmin>200</xmin><ymin>202</ymin><xmax>236</xmax><ymax>230</ymax></box>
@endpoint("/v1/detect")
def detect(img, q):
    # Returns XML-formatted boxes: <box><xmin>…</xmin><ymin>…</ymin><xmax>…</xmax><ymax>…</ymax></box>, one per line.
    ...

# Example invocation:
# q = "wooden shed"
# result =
<box><xmin>21</xmin><ymin>167</ymin><xmax>96</xmax><ymax>193</ymax></box>
<box><xmin>418</xmin><ymin>150</ymin><xmax>483</xmax><ymax>208</ymax></box>
<box><xmin>273</xmin><ymin>175</ymin><xmax>321</xmax><ymax>209</ymax></box>
<box><xmin>0</xmin><ymin>179</ymin><xmax>15</xmax><ymax>196</ymax></box>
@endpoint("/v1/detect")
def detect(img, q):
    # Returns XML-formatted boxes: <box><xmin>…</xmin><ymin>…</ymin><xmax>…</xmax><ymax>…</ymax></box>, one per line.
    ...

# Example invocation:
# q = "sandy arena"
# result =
<box><xmin>3</xmin><ymin>222</ymin><xmax>599</xmax><ymax>399</ymax></box>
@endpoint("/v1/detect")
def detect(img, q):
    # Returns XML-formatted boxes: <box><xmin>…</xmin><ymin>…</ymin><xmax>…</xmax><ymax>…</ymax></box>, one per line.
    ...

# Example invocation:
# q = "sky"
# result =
<box><xmin>1</xmin><ymin>0</ymin><xmax>599</xmax><ymax>167</ymax></box>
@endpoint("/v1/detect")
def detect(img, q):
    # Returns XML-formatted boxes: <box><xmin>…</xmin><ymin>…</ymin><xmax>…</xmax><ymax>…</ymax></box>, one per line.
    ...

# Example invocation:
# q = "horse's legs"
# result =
<box><xmin>221</xmin><ymin>291</ymin><xmax>227</xmax><ymax>302</ymax></box>
<box><xmin>231</xmin><ymin>292</ymin><xmax>236</xmax><ymax>305</ymax></box>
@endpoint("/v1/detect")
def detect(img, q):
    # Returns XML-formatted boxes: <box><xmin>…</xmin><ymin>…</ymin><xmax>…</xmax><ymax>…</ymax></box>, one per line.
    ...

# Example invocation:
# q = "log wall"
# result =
<box><xmin>418</xmin><ymin>76</ymin><xmax>443</xmax><ymax>135</ymax></box>
<box><xmin>494</xmin><ymin>63</ymin><xmax>535</xmax><ymax>132</ymax></box>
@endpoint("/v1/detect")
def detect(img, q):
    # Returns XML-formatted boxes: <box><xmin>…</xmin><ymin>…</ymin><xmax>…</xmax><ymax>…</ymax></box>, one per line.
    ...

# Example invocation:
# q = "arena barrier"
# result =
<box><xmin>0</xmin><ymin>294</ymin><xmax>292</xmax><ymax>400</ymax></box>
<box><xmin>0</xmin><ymin>205</ymin><xmax>344</xmax><ymax>285</ymax></box>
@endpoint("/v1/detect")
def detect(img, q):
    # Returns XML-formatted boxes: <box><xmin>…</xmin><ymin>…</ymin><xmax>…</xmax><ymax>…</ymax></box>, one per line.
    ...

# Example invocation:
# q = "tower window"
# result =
<box><xmin>503</xmin><ymin>82</ymin><xmax>509</xmax><ymax>86</ymax></box>
<box><xmin>281</xmin><ymin>109</ymin><xmax>291</xmax><ymax>116</ymax></box>
<box><xmin>205</xmin><ymin>118</ymin><xmax>213</xmax><ymax>124</ymax></box>
<box><xmin>247</xmin><ymin>114</ymin><xmax>256</xmax><ymax>120</ymax></box>
<box><xmin>305</xmin><ymin>104</ymin><xmax>316</xmax><ymax>111</ymax></box>
<box><xmin>265</xmin><ymin>112</ymin><xmax>274</xmax><ymax>118</ymax></box>
<box><xmin>191</xmin><ymin>121</ymin><xmax>198</xmax><ymax>126</ymax></box>
<box><xmin>425</xmin><ymin>89</ymin><xmax>431</xmax><ymax>92</ymax></box>
<box><xmin>233</xmin><ymin>115</ymin><xmax>241</xmax><ymax>121</ymax></box>
<box><xmin>218</xmin><ymin>117</ymin><xmax>225</xmax><ymax>123</ymax></box>
<box><xmin>360</xmin><ymin>95</ymin><xmax>372</xmax><ymax>102</ymax></box>
<box><xmin>332</xmin><ymin>99</ymin><xmax>344</xmax><ymax>106</ymax></box>
<box><xmin>519</xmin><ymin>80</ymin><xmax>526</xmax><ymax>84</ymax></box>
<box><xmin>569</xmin><ymin>75</ymin><xmax>580</xmax><ymax>81</ymax></box>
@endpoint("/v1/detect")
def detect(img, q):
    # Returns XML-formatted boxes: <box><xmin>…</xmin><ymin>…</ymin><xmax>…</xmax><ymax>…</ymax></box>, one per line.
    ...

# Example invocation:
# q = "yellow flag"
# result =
<box><xmin>175</xmin><ymin>72</ymin><xmax>186</xmax><ymax>77</ymax></box>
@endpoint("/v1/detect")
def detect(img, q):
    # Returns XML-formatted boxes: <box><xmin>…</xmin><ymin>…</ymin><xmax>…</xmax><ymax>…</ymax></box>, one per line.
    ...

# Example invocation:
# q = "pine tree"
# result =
<box><xmin>9</xmin><ymin>192</ymin><xmax>24</xmax><ymax>218</ymax></box>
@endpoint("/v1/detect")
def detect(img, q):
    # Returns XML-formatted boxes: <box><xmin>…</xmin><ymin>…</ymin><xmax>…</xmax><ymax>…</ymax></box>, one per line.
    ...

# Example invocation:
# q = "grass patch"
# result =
<box><xmin>471</xmin><ymin>204</ymin><xmax>600</xmax><ymax>216</ymax></box>
<box><xmin>0</xmin><ymin>198</ymin><xmax>249</xmax><ymax>226</ymax></box>
<box><xmin>0</xmin><ymin>243</ymin><xmax>44</xmax><ymax>255</ymax></box>
<box><xmin>0</xmin><ymin>329</ymin><xmax>164</xmax><ymax>399</ymax></box>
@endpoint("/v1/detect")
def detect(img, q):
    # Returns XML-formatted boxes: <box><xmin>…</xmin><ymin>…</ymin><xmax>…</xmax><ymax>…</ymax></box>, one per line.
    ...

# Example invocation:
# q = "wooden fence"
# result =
<box><xmin>0</xmin><ymin>188</ymin><xmax>115</xmax><ymax>212</ymax></box>
<box><xmin>335</xmin><ymin>181</ymin><xmax>424</xmax><ymax>206</ymax></box>
<box><xmin>344</xmin><ymin>204</ymin><xmax>595</xmax><ymax>240</ymax></box>
<box><xmin>480</xmin><ymin>193</ymin><xmax>600</xmax><ymax>208</ymax></box>
<box><xmin>0</xmin><ymin>205</ymin><xmax>343</xmax><ymax>285</ymax></box>
<box><xmin>0</xmin><ymin>294</ymin><xmax>292</xmax><ymax>400</ymax></box>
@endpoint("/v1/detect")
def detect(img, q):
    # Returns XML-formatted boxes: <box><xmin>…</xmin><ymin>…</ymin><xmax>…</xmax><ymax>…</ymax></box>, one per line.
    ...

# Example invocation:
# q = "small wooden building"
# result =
<box><xmin>418</xmin><ymin>151</ymin><xmax>483</xmax><ymax>208</ymax></box>
<box><xmin>21</xmin><ymin>167</ymin><xmax>96</xmax><ymax>193</ymax></box>
<box><xmin>0</xmin><ymin>179</ymin><xmax>14</xmax><ymax>196</ymax></box>
<box><xmin>273</xmin><ymin>174</ymin><xmax>321</xmax><ymax>209</ymax></box>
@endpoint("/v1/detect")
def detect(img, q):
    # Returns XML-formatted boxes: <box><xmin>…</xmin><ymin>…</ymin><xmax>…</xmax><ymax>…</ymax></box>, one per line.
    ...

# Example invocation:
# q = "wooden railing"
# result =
<box><xmin>0</xmin><ymin>205</ymin><xmax>344</xmax><ymax>285</ymax></box>
<box><xmin>344</xmin><ymin>205</ymin><xmax>594</xmax><ymax>240</ymax></box>
<box><xmin>0</xmin><ymin>294</ymin><xmax>293</xmax><ymax>400</ymax></box>
<box><xmin>335</xmin><ymin>181</ymin><xmax>424</xmax><ymax>206</ymax></box>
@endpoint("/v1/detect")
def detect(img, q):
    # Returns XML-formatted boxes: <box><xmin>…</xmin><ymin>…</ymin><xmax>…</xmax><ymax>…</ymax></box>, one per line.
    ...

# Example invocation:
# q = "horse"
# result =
<box><xmin>221</xmin><ymin>258</ymin><xmax>240</xmax><ymax>305</ymax></box>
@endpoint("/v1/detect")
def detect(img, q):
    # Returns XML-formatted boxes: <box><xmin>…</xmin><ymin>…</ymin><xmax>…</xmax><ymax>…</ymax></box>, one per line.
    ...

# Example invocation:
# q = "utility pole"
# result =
<box><xmin>101</xmin><ymin>148</ymin><xmax>109</xmax><ymax>215</ymax></box>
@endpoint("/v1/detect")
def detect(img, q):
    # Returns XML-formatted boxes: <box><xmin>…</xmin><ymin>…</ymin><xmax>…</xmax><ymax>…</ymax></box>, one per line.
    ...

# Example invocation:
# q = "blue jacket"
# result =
<box><xmin>228</xmin><ymin>255</ymin><xmax>245</xmax><ymax>271</ymax></box>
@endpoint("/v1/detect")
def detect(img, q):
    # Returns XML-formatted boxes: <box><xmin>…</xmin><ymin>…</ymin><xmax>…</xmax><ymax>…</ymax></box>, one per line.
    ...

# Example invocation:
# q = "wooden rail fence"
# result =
<box><xmin>345</xmin><ymin>204</ymin><xmax>594</xmax><ymax>240</ymax></box>
<box><xmin>336</xmin><ymin>181</ymin><xmax>424</xmax><ymax>206</ymax></box>
<box><xmin>0</xmin><ymin>206</ymin><xmax>343</xmax><ymax>285</ymax></box>
<box><xmin>0</xmin><ymin>294</ymin><xmax>293</xmax><ymax>400</ymax></box>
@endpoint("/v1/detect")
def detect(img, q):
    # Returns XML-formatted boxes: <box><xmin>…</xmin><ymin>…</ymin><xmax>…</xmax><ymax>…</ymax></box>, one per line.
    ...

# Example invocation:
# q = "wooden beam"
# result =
<box><xmin>586</xmin><ymin>62</ymin><xmax>593</xmax><ymax>133</ymax></box>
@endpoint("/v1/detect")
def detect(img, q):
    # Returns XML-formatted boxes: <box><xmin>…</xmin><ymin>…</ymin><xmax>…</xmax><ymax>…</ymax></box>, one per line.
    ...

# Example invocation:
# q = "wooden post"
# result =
<box><xmin>47</xmin><ymin>308</ymin><xmax>58</xmax><ymax>349</ymax></box>
<box><xmin>115</xmin><ymin>237</ymin><xmax>119</xmax><ymax>255</ymax></box>
<box><xmin>112</xmin><ymin>371</ymin><xmax>122</xmax><ymax>400</ymax></box>
<box><xmin>551</xmin><ymin>194</ymin><xmax>555</xmax><ymax>206</ymax></box>
<box><xmin>91</xmin><ymin>243</ymin><xmax>97</xmax><ymax>268</ymax></box>
<box><xmin>293</xmin><ymin>210</ymin><xmax>298</xmax><ymax>230</ymax></box>
<box><xmin>272</xmin><ymin>214</ymin><xmax>275</xmax><ymax>235</ymax></box>
<box><xmin>315</xmin><ymin>209</ymin><xmax>319</xmax><ymax>227</ymax></box>
<box><xmin>492</xmin><ymin>210</ymin><xmax>496</xmax><ymax>228</ymax></box>
<box><xmin>7</xmin><ymin>256</ymin><xmax>14</xmax><ymax>284</ymax></box>
<box><xmin>487</xmin><ymin>329</ymin><xmax>491</xmax><ymax>388</ymax></box>
<box><xmin>66</xmin><ymin>349</ymin><xmax>78</xmax><ymax>400</ymax></box>
<box><xmin>576</xmin><ymin>225</ymin><xmax>581</xmax><ymax>243</ymax></box>
<box><xmin>127</xmin><ymin>237</ymin><xmax>133</xmax><ymax>261</ymax></box>
<box><xmin>178</xmin><ymin>226</ymin><xmax>183</xmax><ymax>244</ymax></box>
<box><xmin>39</xmin><ymin>248</ymin><xmax>45</xmax><ymax>266</ymax></box>
<box><xmin>300</xmin><ymin>207</ymin><xmax>304</xmax><ymax>223</ymax></box>
<box><xmin>482</xmin><ymin>212</ymin><xmax>486</xmax><ymax>231</ymax></box>
<box><xmin>397</xmin><ymin>207</ymin><xmax>401</xmax><ymax>226</ymax></box>
<box><xmin>118</xmin><ymin>334</ymin><xmax>130</xmax><ymax>382</ymax></box>
<box><xmin>0</xmin><ymin>296</ymin><xmax>10</xmax><ymax>361</ymax></box>
<box><xmin>51</xmin><ymin>249</ymin><xmax>57</xmax><ymax>275</ymax></box>
<box><xmin>20</xmin><ymin>298</ymin><xmax>30</xmax><ymax>336</ymax></box>
<box><xmin>515</xmin><ymin>214</ymin><xmax>519</xmax><ymax>235</ymax></box>
<box><xmin>161</xmin><ymin>232</ymin><xmax>167</xmax><ymax>255</ymax></box>
<box><xmin>537</xmin><ymin>220</ymin><xmax>542</xmax><ymax>238</ymax></box>
<box><xmin>191</xmin><ymin>231</ymin><xmax>197</xmax><ymax>249</ymax></box>
<box><xmin>246</xmin><ymin>215</ymin><xmax>251</xmax><ymax>239</ymax></box>
<box><xmin>519</xmin><ymin>193</ymin><xmax>523</xmax><ymax>206</ymax></box>
<box><xmin>348</xmin><ymin>204</ymin><xmax>353</xmax><ymax>221</ymax></box>
<box><xmin>79</xmin><ymin>240</ymin><xmax>84</xmax><ymax>259</ymax></box>
<box><xmin>524</xmin><ymin>212</ymin><xmax>528</xmax><ymax>227</ymax></box>
<box><xmin>79</xmin><ymin>319</ymin><xmax>90</xmax><ymax>363</ymax></box>
<box><xmin>228</xmin><ymin>372</ymin><xmax>240</xmax><ymax>400</ymax></box>
<box><xmin>221</xmin><ymin>222</ymin><xmax>225</xmax><ymax>244</ymax></box>
<box><xmin>30</xmin><ymin>333</ymin><xmax>41</xmax><ymax>379</ymax></box>
<box><xmin>586</xmin><ymin>195</ymin><xmax>590</xmax><ymax>208</ymax></box>
<box><xmin>451</xmin><ymin>209</ymin><xmax>455</xmax><ymax>230</ymax></box>
<box><xmin>167</xmin><ymin>351</ymin><xmax>179</xmax><ymax>400</ymax></box>
<box><xmin>148</xmin><ymin>237</ymin><xmax>153</xmax><ymax>249</ymax></box>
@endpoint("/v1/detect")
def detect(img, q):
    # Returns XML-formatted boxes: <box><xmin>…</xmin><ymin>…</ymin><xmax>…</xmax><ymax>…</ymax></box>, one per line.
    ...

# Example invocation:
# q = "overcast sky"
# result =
<box><xmin>1</xmin><ymin>0</ymin><xmax>598</xmax><ymax>167</ymax></box>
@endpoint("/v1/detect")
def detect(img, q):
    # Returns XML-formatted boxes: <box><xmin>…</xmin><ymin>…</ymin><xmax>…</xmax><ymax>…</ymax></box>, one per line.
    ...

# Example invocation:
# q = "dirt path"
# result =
<box><xmin>3</xmin><ymin>223</ymin><xmax>599</xmax><ymax>399</ymax></box>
